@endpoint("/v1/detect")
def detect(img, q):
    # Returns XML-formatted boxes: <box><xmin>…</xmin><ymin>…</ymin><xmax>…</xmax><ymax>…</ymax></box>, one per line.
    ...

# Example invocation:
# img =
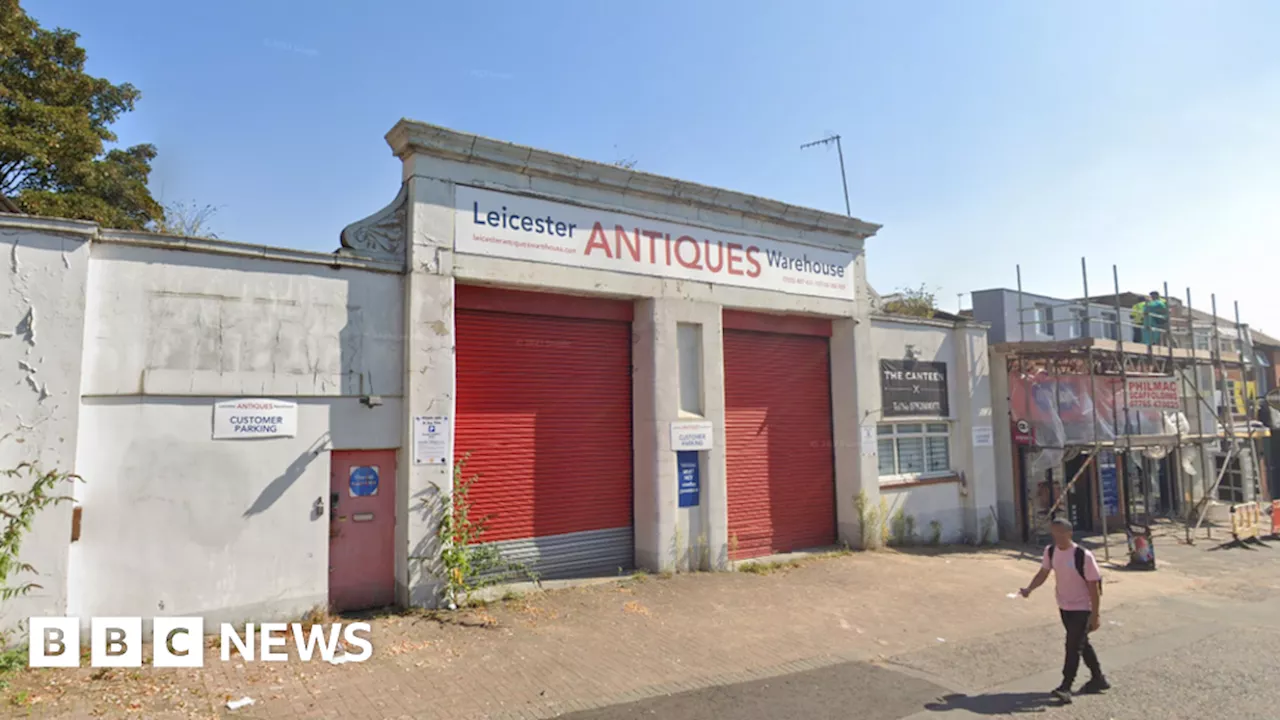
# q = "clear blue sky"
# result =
<box><xmin>28</xmin><ymin>0</ymin><xmax>1280</xmax><ymax>333</ymax></box>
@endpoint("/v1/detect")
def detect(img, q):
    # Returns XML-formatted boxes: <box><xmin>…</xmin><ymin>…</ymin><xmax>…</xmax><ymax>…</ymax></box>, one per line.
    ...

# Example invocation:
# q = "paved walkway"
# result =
<box><xmin>4</xmin><ymin>540</ymin><xmax>1213</xmax><ymax>718</ymax></box>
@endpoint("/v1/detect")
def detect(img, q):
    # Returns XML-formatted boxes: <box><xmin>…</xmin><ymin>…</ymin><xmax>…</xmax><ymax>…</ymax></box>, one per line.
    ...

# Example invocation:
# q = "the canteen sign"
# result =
<box><xmin>213</xmin><ymin>398</ymin><xmax>298</xmax><ymax>439</ymax></box>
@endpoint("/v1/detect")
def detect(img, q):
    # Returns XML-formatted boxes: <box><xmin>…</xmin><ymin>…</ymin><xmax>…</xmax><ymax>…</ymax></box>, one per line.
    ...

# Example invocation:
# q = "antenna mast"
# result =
<box><xmin>800</xmin><ymin>134</ymin><xmax>851</xmax><ymax>217</ymax></box>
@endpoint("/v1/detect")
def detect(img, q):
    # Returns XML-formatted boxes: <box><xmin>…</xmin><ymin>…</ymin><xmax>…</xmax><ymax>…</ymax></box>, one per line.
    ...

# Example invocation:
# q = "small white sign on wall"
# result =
<box><xmin>212</xmin><ymin>399</ymin><xmax>297</xmax><ymax>439</ymax></box>
<box><xmin>972</xmin><ymin>425</ymin><xmax>994</xmax><ymax>447</ymax></box>
<box><xmin>670</xmin><ymin>420</ymin><xmax>714</xmax><ymax>451</ymax></box>
<box><xmin>414</xmin><ymin>416</ymin><xmax>450</xmax><ymax>465</ymax></box>
<box><xmin>860</xmin><ymin>426</ymin><xmax>877</xmax><ymax>457</ymax></box>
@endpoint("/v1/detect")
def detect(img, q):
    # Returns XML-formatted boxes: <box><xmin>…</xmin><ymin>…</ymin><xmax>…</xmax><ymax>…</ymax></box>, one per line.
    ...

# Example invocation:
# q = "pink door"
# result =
<box><xmin>329</xmin><ymin>450</ymin><xmax>396</xmax><ymax>612</ymax></box>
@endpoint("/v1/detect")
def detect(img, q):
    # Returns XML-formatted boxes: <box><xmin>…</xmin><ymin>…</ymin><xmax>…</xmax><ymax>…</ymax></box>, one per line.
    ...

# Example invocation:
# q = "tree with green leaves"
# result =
<box><xmin>0</xmin><ymin>0</ymin><xmax>163</xmax><ymax>229</ymax></box>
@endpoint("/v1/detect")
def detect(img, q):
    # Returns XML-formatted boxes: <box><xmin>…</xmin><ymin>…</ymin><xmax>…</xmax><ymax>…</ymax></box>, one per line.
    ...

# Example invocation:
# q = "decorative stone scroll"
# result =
<box><xmin>339</xmin><ymin>183</ymin><xmax>408</xmax><ymax>261</ymax></box>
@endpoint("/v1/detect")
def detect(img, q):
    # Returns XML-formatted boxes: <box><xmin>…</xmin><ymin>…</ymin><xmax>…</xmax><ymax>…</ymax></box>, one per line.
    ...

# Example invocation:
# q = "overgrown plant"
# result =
<box><xmin>430</xmin><ymin>454</ymin><xmax>534</xmax><ymax>609</ymax></box>
<box><xmin>854</xmin><ymin>491</ymin><xmax>884</xmax><ymax>549</ymax></box>
<box><xmin>979</xmin><ymin>515</ymin><xmax>996</xmax><ymax>546</ymax></box>
<box><xmin>889</xmin><ymin>509</ymin><xmax>918</xmax><ymax>546</ymax></box>
<box><xmin>928</xmin><ymin>520</ymin><xmax>943</xmax><ymax>547</ymax></box>
<box><xmin>881</xmin><ymin>284</ymin><xmax>939</xmax><ymax>319</ymax></box>
<box><xmin>1</xmin><ymin>464</ymin><xmax>80</xmax><ymax>602</ymax></box>
<box><xmin>150</xmin><ymin>200</ymin><xmax>220</xmax><ymax>238</ymax></box>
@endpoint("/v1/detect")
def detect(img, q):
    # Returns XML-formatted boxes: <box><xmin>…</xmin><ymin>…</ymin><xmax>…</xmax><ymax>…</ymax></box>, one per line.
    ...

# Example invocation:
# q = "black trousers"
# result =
<box><xmin>1060</xmin><ymin>609</ymin><xmax>1102</xmax><ymax>686</ymax></box>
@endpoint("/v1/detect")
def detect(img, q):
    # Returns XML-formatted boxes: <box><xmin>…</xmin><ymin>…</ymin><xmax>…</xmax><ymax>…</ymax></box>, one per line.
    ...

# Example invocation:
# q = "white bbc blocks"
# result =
<box><xmin>26</xmin><ymin>617</ymin><xmax>371</xmax><ymax>667</ymax></box>
<box><xmin>29</xmin><ymin>617</ymin><xmax>202</xmax><ymax>668</ymax></box>
<box><xmin>153</xmin><ymin>617</ymin><xmax>205</xmax><ymax>668</ymax></box>
<box><xmin>27</xmin><ymin>617</ymin><xmax>80</xmax><ymax>668</ymax></box>
<box><xmin>90</xmin><ymin>617</ymin><xmax>142</xmax><ymax>667</ymax></box>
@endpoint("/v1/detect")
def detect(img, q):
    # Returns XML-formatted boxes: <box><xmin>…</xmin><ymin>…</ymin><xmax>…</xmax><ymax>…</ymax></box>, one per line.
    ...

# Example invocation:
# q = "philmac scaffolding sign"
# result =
<box><xmin>454</xmin><ymin>185</ymin><xmax>855</xmax><ymax>301</ymax></box>
<box><xmin>1122</xmin><ymin>378</ymin><xmax>1180</xmax><ymax>411</ymax></box>
<box><xmin>213</xmin><ymin>399</ymin><xmax>298</xmax><ymax>439</ymax></box>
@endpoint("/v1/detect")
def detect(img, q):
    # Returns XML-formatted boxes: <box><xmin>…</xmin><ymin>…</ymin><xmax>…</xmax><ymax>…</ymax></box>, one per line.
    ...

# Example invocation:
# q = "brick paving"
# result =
<box><xmin>4</xmin><ymin>545</ymin><xmax>1201</xmax><ymax>719</ymax></box>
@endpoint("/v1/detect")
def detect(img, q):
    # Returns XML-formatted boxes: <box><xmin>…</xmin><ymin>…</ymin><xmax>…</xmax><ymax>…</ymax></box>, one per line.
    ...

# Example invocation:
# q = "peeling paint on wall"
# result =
<box><xmin>16</xmin><ymin>307</ymin><xmax>35</xmax><ymax>345</ymax></box>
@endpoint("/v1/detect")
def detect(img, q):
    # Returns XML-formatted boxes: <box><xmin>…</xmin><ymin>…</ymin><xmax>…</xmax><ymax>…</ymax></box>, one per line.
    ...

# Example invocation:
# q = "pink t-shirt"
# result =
<box><xmin>1041</xmin><ymin>543</ymin><xmax>1102</xmax><ymax>611</ymax></box>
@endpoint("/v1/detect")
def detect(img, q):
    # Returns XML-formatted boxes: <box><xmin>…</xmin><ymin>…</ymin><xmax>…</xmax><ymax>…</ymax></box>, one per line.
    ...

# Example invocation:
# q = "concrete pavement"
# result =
<box><xmin>6</xmin><ymin>522</ymin><xmax>1277</xmax><ymax>718</ymax></box>
<box><xmin>558</xmin><ymin>528</ymin><xmax>1280</xmax><ymax>719</ymax></box>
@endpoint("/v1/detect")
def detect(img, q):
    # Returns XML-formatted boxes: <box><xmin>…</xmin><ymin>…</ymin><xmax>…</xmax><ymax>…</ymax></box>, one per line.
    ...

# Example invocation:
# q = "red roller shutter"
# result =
<box><xmin>724</xmin><ymin>312</ymin><xmax>835</xmax><ymax>560</ymax></box>
<box><xmin>455</xmin><ymin>286</ymin><xmax>634</xmax><ymax>579</ymax></box>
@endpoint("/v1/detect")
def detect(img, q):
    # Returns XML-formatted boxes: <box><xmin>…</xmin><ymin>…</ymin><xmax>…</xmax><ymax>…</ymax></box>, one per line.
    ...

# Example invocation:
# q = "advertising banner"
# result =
<box><xmin>454</xmin><ymin>185</ymin><xmax>855</xmax><ymax>301</ymax></box>
<box><xmin>1123</xmin><ymin>378</ymin><xmax>1180</xmax><ymax>410</ymax></box>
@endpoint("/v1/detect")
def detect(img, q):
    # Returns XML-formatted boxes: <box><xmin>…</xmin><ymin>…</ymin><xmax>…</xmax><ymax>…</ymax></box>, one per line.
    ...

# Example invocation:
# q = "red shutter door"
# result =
<box><xmin>724</xmin><ymin>314</ymin><xmax>835</xmax><ymax>560</ymax></box>
<box><xmin>455</xmin><ymin>286</ymin><xmax>634</xmax><ymax>579</ymax></box>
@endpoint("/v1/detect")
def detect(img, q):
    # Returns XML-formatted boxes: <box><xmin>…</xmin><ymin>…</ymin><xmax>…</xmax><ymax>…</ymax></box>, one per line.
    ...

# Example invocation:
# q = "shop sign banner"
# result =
<box><xmin>1122</xmin><ymin>378</ymin><xmax>1180</xmax><ymax>410</ymax></box>
<box><xmin>880</xmin><ymin>360</ymin><xmax>949</xmax><ymax>417</ymax></box>
<box><xmin>212</xmin><ymin>399</ymin><xmax>297</xmax><ymax>439</ymax></box>
<box><xmin>454</xmin><ymin>185</ymin><xmax>855</xmax><ymax>301</ymax></box>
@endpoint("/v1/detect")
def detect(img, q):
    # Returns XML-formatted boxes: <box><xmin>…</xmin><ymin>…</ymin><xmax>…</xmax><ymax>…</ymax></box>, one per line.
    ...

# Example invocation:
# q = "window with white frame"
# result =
<box><xmin>1068</xmin><ymin>308</ymin><xmax>1086</xmax><ymax>339</ymax></box>
<box><xmin>877</xmin><ymin>423</ymin><xmax>951</xmax><ymax>479</ymax></box>
<box><xmin>1034</xmin><ymin>304</ymin><xmax>1055</xmax><ymax>337</ymax></box>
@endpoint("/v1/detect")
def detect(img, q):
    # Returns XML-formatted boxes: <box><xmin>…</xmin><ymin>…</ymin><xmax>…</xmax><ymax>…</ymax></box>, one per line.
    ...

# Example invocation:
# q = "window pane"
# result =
<box><xmin>926</xmin><ymin>423</ymin><xmax>949</xmax><ymax>434</ymax></box>
<box><xmin>877</xmin><ymin>439</ymin><xmax>896</xmax><ymax>476</ymax></box>
<box><xmin>897</xmin><ymin>423</ymin><xmax>924</xmax><ymax>435</ymax></box>
<box><xmin>897</xmin><ymin>437</ymin><xmax>925</xmax><ymax>474</ymax></box>
<box><xmin>877</xmin><ymin>425</ymin><xmax>895</xmax><ymax>436</ymax></box>
<box><xmin>926</xmin><ymin>436</ymin><xmax>950</xmax><ymax>472</ymax></box>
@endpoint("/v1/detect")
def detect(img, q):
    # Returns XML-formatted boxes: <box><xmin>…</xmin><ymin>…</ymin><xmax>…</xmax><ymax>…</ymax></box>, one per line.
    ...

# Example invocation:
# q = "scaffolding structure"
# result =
<box><xmin>999</xmin><ymin>259</ymin><xmax>1270</xmax><ymax>563</ymax></box>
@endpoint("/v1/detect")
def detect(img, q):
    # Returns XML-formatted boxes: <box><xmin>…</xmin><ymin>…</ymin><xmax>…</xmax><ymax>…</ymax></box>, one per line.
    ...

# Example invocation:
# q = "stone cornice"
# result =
<box><xmin>0</xmin><ymin>213</ymin><xmax>98</xmax><ymax>238</ymax></box>
<box><xmin>386</xmin><ymin>119</ymin><xmax>882</xmax><ymax>244</ymax></box>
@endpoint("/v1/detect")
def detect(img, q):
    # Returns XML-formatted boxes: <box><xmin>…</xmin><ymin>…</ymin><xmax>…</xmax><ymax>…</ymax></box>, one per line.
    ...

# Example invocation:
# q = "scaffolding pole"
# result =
<box><xmin>1016</xmin><ymin>265</ymin><xmax>1035</xmax><ymax>541</ymax></box>
<box><xmin>1165</xmin><ymin>280</ymin><xmax>1184</xmax><ymax>524</ymax></box>
<box><xmin>1083</xmin><ymin>258</ymin><xmax>1109</xmax><ymax>561</ymax></box>
<box><xmin>1186</xmin><ymin>287</ymin><xmax>1210</xmax><ymax>545</ymax></box>
<box><xmin>1212</xmin><ymin>295</ymin><xmax>1231</xmax><ymax>540</ymax></box>
<box><xmin>1235</xmin><ymin>301</ymin><xmax>1263</xmax><ymax>511</ymax></box>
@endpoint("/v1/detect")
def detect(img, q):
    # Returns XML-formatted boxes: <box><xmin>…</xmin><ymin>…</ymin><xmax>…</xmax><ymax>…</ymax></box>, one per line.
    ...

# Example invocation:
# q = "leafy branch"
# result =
<box><xmin>0</xmin><ymin>463</ymin><xmax>80</xmax><ymax>602</ymax></box>
<box><xmin>881</xmin><ymin>284</ymin><xmax>939</xmax><ymax>318</ymax></box>
<box><xmin>428</xmin><ymin>454</ymin><xmax>535</xmax><ymax>609</ymax></box>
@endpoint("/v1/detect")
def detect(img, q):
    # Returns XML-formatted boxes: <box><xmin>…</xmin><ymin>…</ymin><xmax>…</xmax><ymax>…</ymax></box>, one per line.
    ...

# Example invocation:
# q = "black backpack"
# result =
<box><xmin>1048</xmin><ymin>544</ymin><xmax>1103</xmax><ymax>596</ymax></box>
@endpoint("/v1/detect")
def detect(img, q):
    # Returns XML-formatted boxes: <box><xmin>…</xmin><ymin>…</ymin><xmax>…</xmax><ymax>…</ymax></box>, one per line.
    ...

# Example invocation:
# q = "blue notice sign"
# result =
<box><xmin>677</xmin><ymin>451</ymin><xmax>700</xmax><ymax>508</ymax></box>
<box><xmin>1099</xmin><ymin>451</ymin><xmax>1119</xmax><ymax>516</ymax></box>
<box><xmin>349</xmin><ymin>466</ymin><xmax>379</xmax><ymax>497</ymax></box>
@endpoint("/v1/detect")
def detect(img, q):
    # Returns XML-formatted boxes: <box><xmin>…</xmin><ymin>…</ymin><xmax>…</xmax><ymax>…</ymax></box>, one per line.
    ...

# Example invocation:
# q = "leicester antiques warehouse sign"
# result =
<box><xmin>881</xmin><ymin>360</ymin><xmax>950</xmax><ymax>417</ymax></box>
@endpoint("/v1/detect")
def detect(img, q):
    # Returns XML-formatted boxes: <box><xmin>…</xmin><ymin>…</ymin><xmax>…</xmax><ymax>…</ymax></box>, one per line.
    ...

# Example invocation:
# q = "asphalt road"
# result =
<box><xmin>558</xmin><ymin>535</ymin><xmax>1280</xmax><ymax>720</ymax></box>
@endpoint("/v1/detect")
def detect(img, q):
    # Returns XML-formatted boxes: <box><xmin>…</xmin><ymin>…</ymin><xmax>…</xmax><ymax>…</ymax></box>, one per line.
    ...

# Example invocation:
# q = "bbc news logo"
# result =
<box><xmin>28</xmin><ymin>618</ymin><xmax>373</xmax><ymax>668</ymax></box>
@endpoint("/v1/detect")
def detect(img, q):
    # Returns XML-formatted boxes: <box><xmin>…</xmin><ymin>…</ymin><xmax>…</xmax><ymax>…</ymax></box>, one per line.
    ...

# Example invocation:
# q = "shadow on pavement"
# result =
<box><xmin>1208</xmin><ymin>538</ymin><xmax>1273</xmax><ymax>552</ymax></box>
<box><xmin>923</xmin><ymin>691</ymin><xmax>1055</xmax><ymax>714</ymax></box>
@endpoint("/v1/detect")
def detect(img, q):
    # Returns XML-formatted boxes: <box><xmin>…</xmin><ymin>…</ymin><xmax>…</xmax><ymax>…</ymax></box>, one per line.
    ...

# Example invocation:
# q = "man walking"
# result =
<box><xmin>1019</xmin><ymin>517</ymin><xmax>1109</xmax><ymax>703</ymax></box>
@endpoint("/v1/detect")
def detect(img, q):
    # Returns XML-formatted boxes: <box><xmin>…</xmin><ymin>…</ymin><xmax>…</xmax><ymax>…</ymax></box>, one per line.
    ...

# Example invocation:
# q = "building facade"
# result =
<box><xmin>0</xmin><ymin>121</ymin><xmax>1000</xmax><ymax>634</ymax></box>
<box><xmin>971</xmin><ymin>287</ymin><xmax>1272</xmax><ymax>541</ymax></box>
